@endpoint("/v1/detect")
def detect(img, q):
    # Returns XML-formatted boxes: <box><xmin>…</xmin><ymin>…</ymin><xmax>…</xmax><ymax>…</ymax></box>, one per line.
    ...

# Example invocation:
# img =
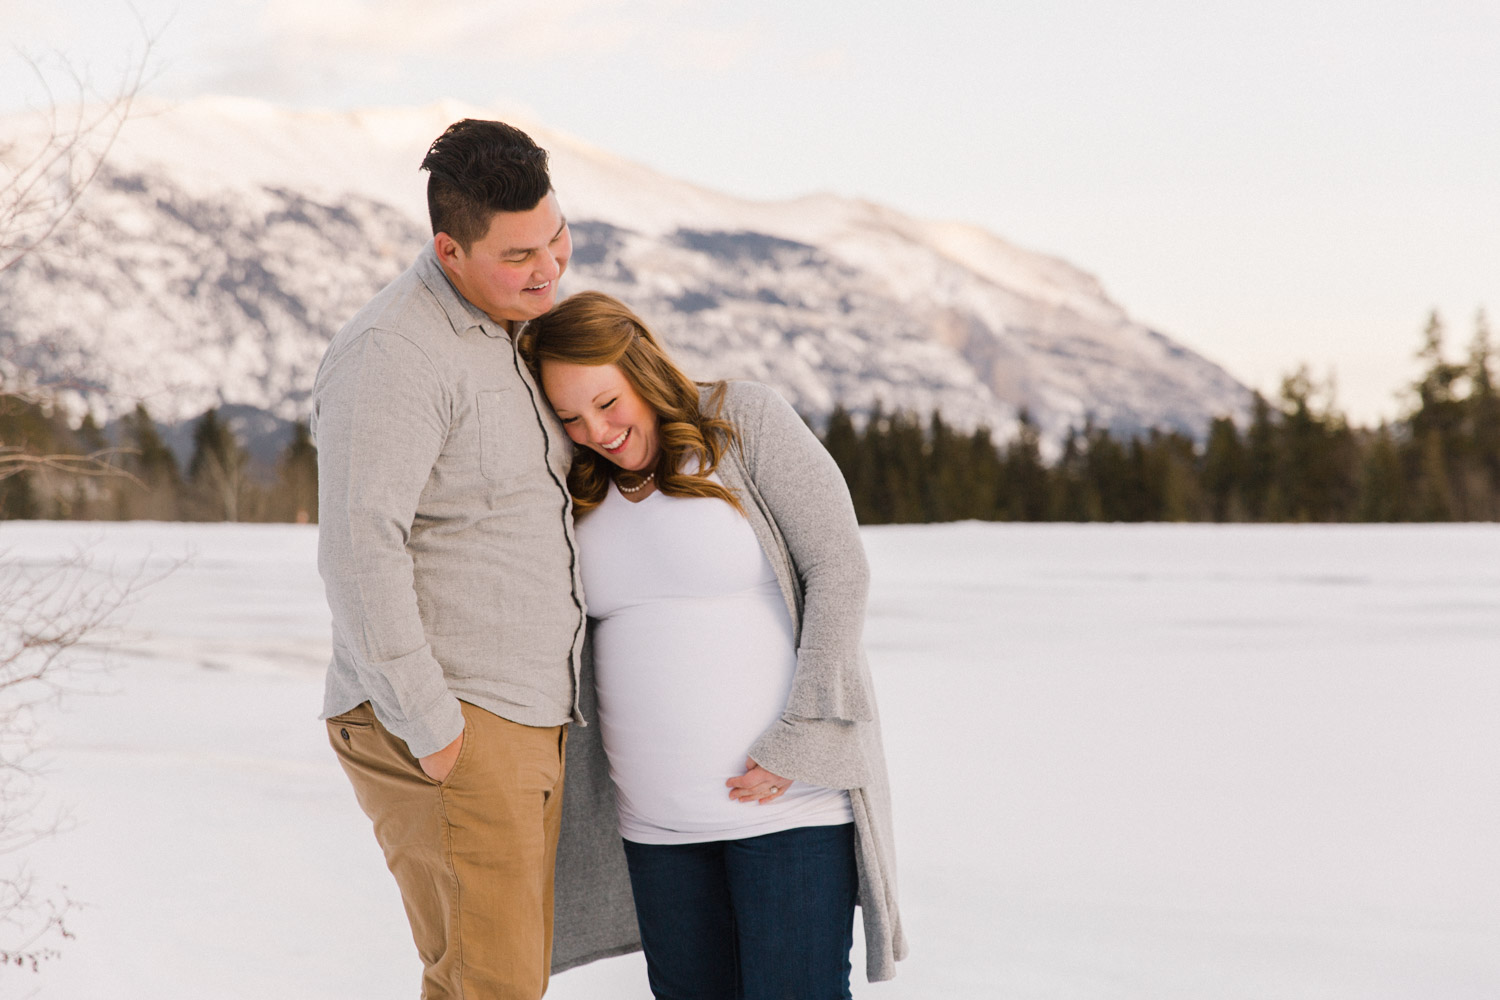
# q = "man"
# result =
<box><xmin>312</xmin><ymin>119</ymin><xmax>585</xmax><ymax>1000</ymax></box>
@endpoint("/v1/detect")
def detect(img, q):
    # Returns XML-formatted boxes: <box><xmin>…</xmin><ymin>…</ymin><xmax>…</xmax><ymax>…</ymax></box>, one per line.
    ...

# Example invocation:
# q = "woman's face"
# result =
<box><xmin>540</xmin><ymin>360</ymin><xmax>661</xmax><ymax>472</ymax></box>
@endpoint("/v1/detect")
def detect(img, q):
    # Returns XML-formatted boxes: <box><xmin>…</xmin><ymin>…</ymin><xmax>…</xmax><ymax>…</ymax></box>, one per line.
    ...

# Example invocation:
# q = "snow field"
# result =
<box><xmin>4</xmin><ymin>520</ymin><xmax>1497</xmax><ymax>999</ymax></box>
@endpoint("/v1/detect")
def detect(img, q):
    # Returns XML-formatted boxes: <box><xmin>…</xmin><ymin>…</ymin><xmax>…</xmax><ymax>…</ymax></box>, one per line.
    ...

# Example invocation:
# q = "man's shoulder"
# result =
<box><xmin>314</xmin><ymin>256</ymin><xmax>462</xmax><ymax>405</ymax></box>
<box><xmin>334</xmin><ymin>255</ymin><xmax>452</xmax><ymax>349</ymax></box>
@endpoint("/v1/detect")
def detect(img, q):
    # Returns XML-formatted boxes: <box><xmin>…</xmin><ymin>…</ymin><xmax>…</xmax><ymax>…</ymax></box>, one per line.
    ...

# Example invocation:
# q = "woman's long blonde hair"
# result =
<box><xmin>522</xmin><ymin>291</ymin><xmax>742</xmax><ymax>515</ymax></box>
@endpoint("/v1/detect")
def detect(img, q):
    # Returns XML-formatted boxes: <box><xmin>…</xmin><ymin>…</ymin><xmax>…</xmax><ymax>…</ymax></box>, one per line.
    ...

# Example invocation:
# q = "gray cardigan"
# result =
<box><xmin>552</xmin><ymin>380</ymin><xmax>907</xmax><ymax>983</ymax></box>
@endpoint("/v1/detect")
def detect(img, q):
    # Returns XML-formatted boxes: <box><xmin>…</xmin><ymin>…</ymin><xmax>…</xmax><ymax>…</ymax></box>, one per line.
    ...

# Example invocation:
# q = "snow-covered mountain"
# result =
<box><xmin>0</xmin><ymin>97</ymin><xmax>1251</xmax><ymax>457</ymax></box>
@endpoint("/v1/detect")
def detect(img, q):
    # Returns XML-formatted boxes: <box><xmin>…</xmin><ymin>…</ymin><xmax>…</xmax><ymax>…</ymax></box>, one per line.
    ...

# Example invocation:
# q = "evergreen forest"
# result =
<box><xmin>2</xmin><ymin>311</ymin><xmax>1496</xmax><ymax>524</ymax></box>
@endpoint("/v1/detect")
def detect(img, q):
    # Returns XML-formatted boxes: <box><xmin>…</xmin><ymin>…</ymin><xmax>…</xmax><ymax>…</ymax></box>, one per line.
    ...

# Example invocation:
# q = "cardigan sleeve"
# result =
<box><xmin>714</xmin><ymin>383</ymin><xmax>874</xmax><ymax>789</ymax></box>
<box><xmin>729</xmin><ymin>382</ymin><xmax>874</xmax><ymax>723</ymax></box>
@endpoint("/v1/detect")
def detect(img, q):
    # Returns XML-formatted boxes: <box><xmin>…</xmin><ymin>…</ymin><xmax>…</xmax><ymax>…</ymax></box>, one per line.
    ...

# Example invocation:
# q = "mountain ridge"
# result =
<box><xmin>0</xmin><ymin>97</ymin><xmax>1252</xmax><ymax>460</ymax></box>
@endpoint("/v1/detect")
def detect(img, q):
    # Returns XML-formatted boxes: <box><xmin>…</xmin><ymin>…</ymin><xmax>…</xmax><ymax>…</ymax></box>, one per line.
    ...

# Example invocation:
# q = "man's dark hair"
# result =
<box><xmin>420</xmin><ymin>119</ymin><xmax>552</xmax><ymax>252</ymax></box>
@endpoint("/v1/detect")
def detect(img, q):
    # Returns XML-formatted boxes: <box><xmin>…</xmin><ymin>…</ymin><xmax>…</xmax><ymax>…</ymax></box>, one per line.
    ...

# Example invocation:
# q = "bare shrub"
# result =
<box><xmin>0</xmin><ymin>544</ymin><xmax>169</xmax><ymax>971</ymax></box>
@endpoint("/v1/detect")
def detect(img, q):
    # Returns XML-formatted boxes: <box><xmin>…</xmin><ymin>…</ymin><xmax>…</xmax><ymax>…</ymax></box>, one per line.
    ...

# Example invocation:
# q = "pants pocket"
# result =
<box><xmin>327</xmin><ymin>703</ymin><xmax>377</xmax><ymax>754</ymax></box>
<box><xmin>433</xmin><ymin>708</ymin><xmax>477</xmax><ymax>788</ymax></box>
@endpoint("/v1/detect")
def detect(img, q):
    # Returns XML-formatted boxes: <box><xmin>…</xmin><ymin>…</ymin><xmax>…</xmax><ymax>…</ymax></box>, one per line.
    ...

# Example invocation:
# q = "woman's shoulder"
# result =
<box><xmin>700</xmin><ymin>379</ymin><xmax>790</xmax><ymax>424</ymax></box>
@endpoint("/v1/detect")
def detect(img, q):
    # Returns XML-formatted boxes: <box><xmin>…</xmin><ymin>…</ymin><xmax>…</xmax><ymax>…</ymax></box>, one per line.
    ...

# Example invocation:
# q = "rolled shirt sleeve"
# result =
<box><xmin>314</xmin><ymin>328</ymin><xmax>465</xmax><ymax>759</ymax></box>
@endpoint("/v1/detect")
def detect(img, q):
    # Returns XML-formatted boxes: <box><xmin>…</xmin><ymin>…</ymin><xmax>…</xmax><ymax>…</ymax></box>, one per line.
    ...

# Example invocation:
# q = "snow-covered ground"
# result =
<box><xmin>4</xmin><ymin>520</ymin><xmax>1498</xmax><ymax>999</ymax></box>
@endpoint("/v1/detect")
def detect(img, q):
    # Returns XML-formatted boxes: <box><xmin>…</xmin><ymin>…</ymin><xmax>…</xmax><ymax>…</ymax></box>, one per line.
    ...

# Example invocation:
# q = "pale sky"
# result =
<box><xmin>7</xmin><ymin>0</ymin><xmax>1498</xmax><ymax>425</ymax></box>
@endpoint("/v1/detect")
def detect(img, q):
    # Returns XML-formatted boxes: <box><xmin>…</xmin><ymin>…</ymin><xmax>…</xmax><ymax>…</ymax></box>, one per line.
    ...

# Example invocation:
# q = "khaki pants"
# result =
<box><xmin>327</xmin><ymin>701</ymin><xmax>567</xmax><ymax>1000</ymax></box>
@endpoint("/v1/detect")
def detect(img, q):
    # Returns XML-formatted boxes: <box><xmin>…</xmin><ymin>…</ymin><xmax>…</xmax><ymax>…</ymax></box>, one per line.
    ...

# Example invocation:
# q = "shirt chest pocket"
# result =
<box><xmin>477</xmin><ymin>388</ymin><xmax>548</xmax><ymax>484</ymax></box>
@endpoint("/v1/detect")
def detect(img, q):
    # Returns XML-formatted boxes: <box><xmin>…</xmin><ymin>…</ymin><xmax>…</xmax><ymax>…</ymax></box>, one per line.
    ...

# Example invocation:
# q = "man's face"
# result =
<box><xmin>437</xmin><ymin>191</ymin><xmax>572</xmax><ymax>328</ymax></box>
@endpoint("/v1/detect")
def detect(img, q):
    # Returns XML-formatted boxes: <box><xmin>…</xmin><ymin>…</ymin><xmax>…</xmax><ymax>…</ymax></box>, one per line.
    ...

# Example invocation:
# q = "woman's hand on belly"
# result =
<box><xmin>726</xmin><ymin>756</ymin><xmax>792</xmax><ymax>804</ymax></box>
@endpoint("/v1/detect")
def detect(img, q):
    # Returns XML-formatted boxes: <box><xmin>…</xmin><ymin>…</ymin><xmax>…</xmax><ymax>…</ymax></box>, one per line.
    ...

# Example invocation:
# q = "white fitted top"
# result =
<box><xmin>576</xmin><ymin>474</ymin><xmax>853</xmax><ymax>844</ymax></box>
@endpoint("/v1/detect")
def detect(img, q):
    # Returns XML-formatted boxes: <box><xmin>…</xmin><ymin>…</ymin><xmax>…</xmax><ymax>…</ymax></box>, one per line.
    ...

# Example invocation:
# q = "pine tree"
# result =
<box><xmin>821</xmin><ymin>405</ymin><xmax>877</xmax><ymax>523</ymax></box>
<box><xmin>55</xmin><ymin>413</ymin><xmax>112</xmax><ymax>519</ymax></box>
<box><xmin>1464</xmin><ymin>310</ymin><xmax>1500</xmax><ymax>518</ymax></box>
<box><xmin>923</xmin><ymin>412</ymin><xmax>966</xmax><ymax>522</ymax></box>
<box><xmin>883</xmin><ymin>409</ymin><xmax>926</xmax><ymax>523</ymax></box>
<box><xmin>1276</xmin><ymin>368</ymin><xmax>1319</xmax><ymax>520</ymax></box>
<box><xmin>1000</xmin><ymin>410</ymin><xmax>1049</xmax><ymax>521</ymax></box>
<box><xmin>1151</xmin><ymin>430</ymin><xmax>1206</xmax><ymax>522</ymax></box>
<box><xmin>1243</xmin><ymin>393</ymin><xmax>1279</xmax><ymax>520</ymax></box>
<box><xmin>1201</xmin><ymin>416</ymin><xmax>1245</xmax><ymax>521</ymax></box>
<box><xmin>1357</xmin><ymin>425</ymin><xmax>1406</xmax><ymax>521</ymax></box>
<box><xmin>0</xmin><ymin>469</ymin><xmax>40</xmax><ymax>519</ymax></box>
<box><xmin>1116</xmin><ymin>437</ymin><xmax>1155</xmax><ymax>521</ymax></box>
<box><xmin>270</xmin><ymin>421</ymin><xmax>318</xmax><ymax>523</ymax></box>
<box><xmin>75</xmin><ymin>413</ymin><xmax>107</xmax><ymax>455</ymax></box>
<box><xmin>822</xmin><ymin>405</ymin><xmax>859</xmax><ymax>483</ymax></box>
<box><xmin>1274</xmin><ymin>367</ymin><xmax>1358</xmax><ymax>521</ymax></box>
<box><xmin>1047</xmin><ymin>428</ymin><xmax>1093</xmax><ymax>521</ymax></box>
<box><xmin>0</xmin><ymin>393</ymin><xmax>62</xmax><ymax>519</ymax></box>
<box><xmin>1082</xmin><ymin>423</ymin><xmax>1130</xmax><ymax>521</ymax></box>
<box><xmin>187</xmin><ymin>408</ymin><xmax>252</xmax><ymax>521</ymax></box>
<box><xmin>847</xmin><ymin>403</ymin><xmax>884</xmax><ymax>524</ymax></box>
<box><xmin>1407</xmin><ymin>311</ymin><xmax>1467</xmax><ymax>518</ymax></box>
<box><xmin>963</xmin><ymin>426</ymin><xmax>1004</xmax><ymax>520</ymax></box>
<box><xmin>1413</xmin><ymin>428</ymin><xmax>1455</xmax><ymax>520</ymax></box>
<box><xmin>117</xmin><ymin>403</ymin><xmax>182</xmax><ymax>520</ymax></box>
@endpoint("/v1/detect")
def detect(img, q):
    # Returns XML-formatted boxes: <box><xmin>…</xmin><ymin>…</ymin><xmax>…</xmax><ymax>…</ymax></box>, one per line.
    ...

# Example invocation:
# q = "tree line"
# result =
<box><xmin>825</xmin><ymin>311</ymin><xmax>1498</xmax><ymax>524</ymax></box>
<box><xmin>0</xmin><ymin>400</ymin><xmax>316</xmax><ymax>523</ymax></box>
<box><xmin>1</xmin><ymin>310</ymin><xmax>1495</xmax><ymax>524</ymax></box>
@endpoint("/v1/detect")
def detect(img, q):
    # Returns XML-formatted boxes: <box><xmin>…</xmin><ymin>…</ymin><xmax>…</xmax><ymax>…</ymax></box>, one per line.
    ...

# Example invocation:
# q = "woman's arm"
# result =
<box><xmin>728</xmin><ymin>382</ymin><xmax>875</xmax><ymax>789</ymax></box>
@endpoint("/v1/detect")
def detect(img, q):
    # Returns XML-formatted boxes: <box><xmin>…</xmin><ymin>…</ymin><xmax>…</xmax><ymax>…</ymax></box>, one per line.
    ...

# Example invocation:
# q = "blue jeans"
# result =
<box><xmin>622</xmin><ymin>823</ymin><xmax>858</xmax><ymax>1000</ymax></box>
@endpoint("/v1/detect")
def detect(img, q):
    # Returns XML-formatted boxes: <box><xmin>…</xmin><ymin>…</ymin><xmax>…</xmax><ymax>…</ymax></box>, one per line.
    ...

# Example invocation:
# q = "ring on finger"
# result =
<box><xmin>768</xmin><ymin>786</ymin><xmax>779</xmax><ymax>794</ymax></box>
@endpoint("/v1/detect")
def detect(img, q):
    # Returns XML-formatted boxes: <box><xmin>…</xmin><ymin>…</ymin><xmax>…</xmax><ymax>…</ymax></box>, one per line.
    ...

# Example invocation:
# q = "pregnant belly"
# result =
<box><xmin>592</xmin><ymin>595</ymin><xmax>798</xmax><ymax>832</ymax></box>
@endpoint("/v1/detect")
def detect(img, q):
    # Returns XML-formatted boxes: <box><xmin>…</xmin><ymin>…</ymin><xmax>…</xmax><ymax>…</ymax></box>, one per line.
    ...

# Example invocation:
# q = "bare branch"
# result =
<box><xmin>0</xmin><ymin>7</ymin><xmax>173</xmax><ymax>973</ymax></box>
<box><xmin>0</xmin><ymin>11</ymin><xmax>160</xmax><ymax>274</ymax></box>
<box><xmin>0</xmin><ymin>543</ymin><xmax>174</xmax><ymax>970</ymax></box>
<box><xmin>0</xmin><ymin>447</ymin><xmax>144</xmax><ymax>487</ymax></box>
<box><xmin>0</xmin><ymin>871</ymin><xmax>76</xmax><ymax>973</ymax></box>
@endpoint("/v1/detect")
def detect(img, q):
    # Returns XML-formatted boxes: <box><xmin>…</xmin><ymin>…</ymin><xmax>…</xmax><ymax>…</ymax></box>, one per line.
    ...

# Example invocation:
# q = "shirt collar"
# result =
<box><xmin>414</xmin><ymin>241</ymin><xmax>511</xmax><ymax>340</ymax></box>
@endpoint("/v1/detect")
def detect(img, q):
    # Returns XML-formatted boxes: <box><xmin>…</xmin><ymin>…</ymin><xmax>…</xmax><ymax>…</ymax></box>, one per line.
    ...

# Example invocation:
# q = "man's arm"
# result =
<box><xmin>314</xmin><ymin>328</ymin><xmax>465</xmax><ymax>761</ymax></box>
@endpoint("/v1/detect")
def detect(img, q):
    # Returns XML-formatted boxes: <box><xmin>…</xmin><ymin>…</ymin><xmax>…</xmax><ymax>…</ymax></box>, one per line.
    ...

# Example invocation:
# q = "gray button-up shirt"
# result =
<box><xmin>312</xmin><ymin>243</ymin><xmax>585</xmax><ymax>758</ymax></box>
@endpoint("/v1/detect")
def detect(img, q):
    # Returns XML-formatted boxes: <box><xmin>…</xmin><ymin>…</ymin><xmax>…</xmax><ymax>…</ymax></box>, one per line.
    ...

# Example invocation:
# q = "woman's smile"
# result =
<box><xmin>541</xmin><ymin>360</ymin><xmax>661</xmax><ymax>472</ymax></box>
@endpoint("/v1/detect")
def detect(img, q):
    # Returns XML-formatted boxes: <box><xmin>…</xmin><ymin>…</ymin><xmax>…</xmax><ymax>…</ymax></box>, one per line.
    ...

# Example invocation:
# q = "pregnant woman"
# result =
<box><xmin>525</xmin><ymin>292</ymin><xmax>905</xmax><ymax>999</ymax></box>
